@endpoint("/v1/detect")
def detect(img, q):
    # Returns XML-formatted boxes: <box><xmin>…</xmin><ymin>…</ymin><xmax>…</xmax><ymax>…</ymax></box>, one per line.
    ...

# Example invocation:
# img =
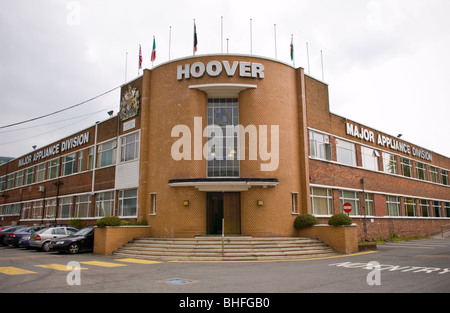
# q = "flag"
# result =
<box><xmin>151</xmin><ymin>36</ymin><xmax>156</xmax><ymax>62</ymax></box>
<box><xmin>193</xmin><ymin>21</ymin><xmax>198</xmax><ymax>54</ymax></box>
<box><xmin>139</xmin><ymin>45</ymin><xmax>143</xmax><ymax>69</ymax></box>
<box><xmin>290</xmin><ymin>35</ymin><xmax>294</xmax><ymax>62</ymax></box>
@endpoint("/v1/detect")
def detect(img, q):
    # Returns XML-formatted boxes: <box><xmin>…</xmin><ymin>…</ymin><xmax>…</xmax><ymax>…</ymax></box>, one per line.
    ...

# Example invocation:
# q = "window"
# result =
<box><xmin>97</xmin><ymin>140</ymin><xmax>117</xmax><ymax>167</ymax></box>
<box><xmin>419</xmin><ymin>199</ymin><xmax>430</xmax><ymax>217</ymax></box>
<box><xmin>120</xmin><ymin>132</ymin><xmax>140</xmax><ymax>162</ymax></box>
<box><xmin>16</xmin><ymin>171</ymin><xmax>24</xmax><ymax>187</ymax></box>
<box><xmin>361</xmin><ymin>146</ymin><xmax>379</xmax><ymax>171</ymax></box>
<box><xmin>441</xmin><ymin>169</ymin><xmax>449</xmax><ymax>186</ymax></box>
<box><xmin>291</xmin><ymin>192</ymin><xmax>298</xmax><ymax>214</ymax></box>
<box><xmin>336</xmin><ymin>139</ymin><xmax>356</xmax><ymax>166</ymax></box>
<box><xmin>363</xmin><ymin>193</ymin><xmax>374</xmax><ymax>216</ymax></box>
<box><xmin>433</xmin><ymin>201</ymin><xmax>442</xmax><ymax>218</ymax></box>
<box><xmin>7</xmin><ymin>174</ymin><xmax>14</xmax><ymax>189</ymax></box>
<box><xmin>400</xmin><ymin>158</ymin><xmax>412</xmax><ymax>178</ymax></box>
<box><xmin>32</xmin><ymin>200</ymin><xmax>43</xmax><ymax>219</ymax></box>
<box><xmin>62</xmin><ymin>153</ymin><xmax>76</xmax><ymax>176</ymax></box>
<box><xmin>309</xmin><ymin>131</ymin><xmax>331</xmax><ymax>160</ymax></box>
<box><xmin>78</xmin><ymin>151</ymin><xmax>84</xmax><ymax>172</ymax></box>
<box><xmin>416</xmin><ymin>162</ymin><xmax>426</xmax><ymax>181</ymax></box>
<box><xmin>340</xmin><ymin>190</ymin><xmax>360</xmax><ymax>215</ymax></box>
<box><xmin>75</xmin><ymin>194</ymin><xmax>91</xmax><ymax>218</ymax></box>
<box><xmin>0</xmin><ymin>176</ymin><xmax>5</xmax><ymax>191</ymax></box>
<box><xmin>119</xmin><ymin>189</ymin><xmax>138</xmax><ymax>217</ymax></box>
<box><xmin>429</xmin><ymin>166</ymin><xmax>439</xmax><ymax>183</ymax></box>
<box><xmin>59</xmin><ymin>197</ymin><xmax>73</xmax><ymax>219</ymax></box>
<box><xmin>150</xmin><ymin>193</ymin><xmax>157</xmax><ymax>215</ymax></box>
<box><xmin>11</xmin><ymin>203</ymin><xmax>21</xmax><ymax>215</ymax></box>
<box><xmin>22</xmin><ymin>202</ymin><xmax>31</xmax><ymax>220</ymax></box>
<box><xmin>445</xmin><ymin>202</ymin><xmax>450</xmax><ymax>217</ymax></box>
<box><xmin>95</xmin><ymin>191</ymin><xmax>114</xmax><ymax>217</ymax></box>
<box><xmin>26</xmin><ymin>167</ymin><xmax>34</xmax><ymax>185</ymax></box>
<box><xmin>310</xmin><ymin>187</ymin><xmax>333</xmax><ymax>215</ymax></box>
<box><xmin>207</xmin><ymin>98</ymin><xmax>239</xmax><ymax>177</ymax></box>
<box><xmin>47</xmin><ymin>159</ymin><xmax>60</xmax><ymax>180</ymax></box>
<box><xmin>88</xmin><ymin>147</ymin><xmax>94</xmax><ymax>170</ymax></box>
<box><xmin>382</xmin><ymin>153</ymin><xmax>397</xmax><ymax>174</ymax></box>
<box><xmin>386</xmin><ymin>196</ymin><xmax>400</xmax><ymax>216</ymax></box>
<box><xmin>36</xmin><ymin>164</ymin><xmax>46</xmax><ymax>182</ymax></box>
<box><xmin>45</xmin><ymin>199</ymin><xmax>57</xmax><ymax>219</ymax></box>
<box><xmin>404</xmin><ymin>198</ymin><xmax>416</xmax><ymax>217</ymax></box>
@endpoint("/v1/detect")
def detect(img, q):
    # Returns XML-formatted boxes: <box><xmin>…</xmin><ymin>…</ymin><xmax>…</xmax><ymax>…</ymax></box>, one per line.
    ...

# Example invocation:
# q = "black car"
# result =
<box><xmin>6</xmin><ymin>226</ymin><xmax>46</xmax><ymax>247</ymax></box>
<box><xmin>49</xmin><ymin>226</ymin><xmax>95</xmax><ymax>254</ymax></box>
<box><xmin>0</xmin><ymin>226</ymin><xmax>28</xmax><ymax>245</ymax></box>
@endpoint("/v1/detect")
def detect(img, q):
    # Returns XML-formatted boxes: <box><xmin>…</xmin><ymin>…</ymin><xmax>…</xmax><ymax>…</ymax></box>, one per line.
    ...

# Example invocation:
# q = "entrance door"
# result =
<box><xmin>207</xmin><ymin>193</ymin><xmax>241</xmax><ymax>235</ymax></box>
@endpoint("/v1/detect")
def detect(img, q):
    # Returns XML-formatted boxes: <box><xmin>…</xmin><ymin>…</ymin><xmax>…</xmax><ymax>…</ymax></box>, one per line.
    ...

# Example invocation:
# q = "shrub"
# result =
<box><xmin>294</xmin><ymin>214</ymin><xmax>319</xmax><ymax>229</ymax></box>
<box><xmin>96</xmin><ymin>216</ymin><xmax>122</xmax><ymax>228</ymax></box>
<box><xmin>328</xmin><ymin>213</ymin><xmax>353</xmax><ymax>226</ymax></box>
<box><xmin>68</xmin><ymin>218</ymin><xmax>83</xmax><ymax>230</ymax></box>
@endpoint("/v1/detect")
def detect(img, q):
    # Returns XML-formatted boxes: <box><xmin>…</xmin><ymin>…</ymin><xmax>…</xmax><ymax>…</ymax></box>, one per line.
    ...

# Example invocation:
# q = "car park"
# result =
<box><xmin>49</xmin><ymin>226</ymin><xmax>95</xmax><ymax>254</ymax></box>
<box><xmin>29</xmin><ymin>226</ymin><xmax>79</xmax><ymax>252</ymax></box>
<box><xmin>6</xmin><ymin>226</ymin><xmax>46</xmax><ymax>247</ymax></box>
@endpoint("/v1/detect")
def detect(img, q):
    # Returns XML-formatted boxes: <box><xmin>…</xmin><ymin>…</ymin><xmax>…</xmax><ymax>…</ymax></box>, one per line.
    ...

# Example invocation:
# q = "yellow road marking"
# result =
<box><xmin>115</xmin><ymin>258</ymin><xmax>162</xmax><ymax>264</ymax></box>
<box><xmin>80</xmin><ymin>261</ymin><xmax>127</xmax><ymax>267</ymax></box>
<box><xmin>0</xmin><ymin>266</ymin><xmax>36</xmax><ymax>275</ymax></box>
<box><xmin>35</xmin><ymin>264</ymin><xmax>88</xmax><ymax>271</ymax></box>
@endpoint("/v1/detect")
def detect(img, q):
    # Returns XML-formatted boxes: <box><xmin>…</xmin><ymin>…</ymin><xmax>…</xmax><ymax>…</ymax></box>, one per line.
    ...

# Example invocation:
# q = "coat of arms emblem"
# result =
<box><xmin>119</xmin><ymin>86</ymin><xmax>140</xmax><ymax>121</ymax></box>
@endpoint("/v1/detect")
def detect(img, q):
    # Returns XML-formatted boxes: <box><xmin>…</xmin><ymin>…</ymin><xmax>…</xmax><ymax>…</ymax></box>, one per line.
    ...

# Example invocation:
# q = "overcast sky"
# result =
<box><xmin>0</xmin><ymin>0</ymin><xmax>449</xmax><ymax>159</ymax></box>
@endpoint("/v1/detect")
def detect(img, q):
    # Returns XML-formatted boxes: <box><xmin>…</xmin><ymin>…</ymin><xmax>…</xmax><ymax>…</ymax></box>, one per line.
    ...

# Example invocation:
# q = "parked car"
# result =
<box><xmin>49</xmin><ymin>226</ymin><xmax>95</xmax><ymax>254</ymax></box>
<box><xmin>6</xmin><ymin>226</ymin><xmax>46</xmax><ymax>247</ymax></box>
<box><xmin>0</xmin><ymin>226</ymin><xmax>28</xmax><ymax>245</ymax></box>
<box><xmin>29</xmin><ymin>226</ymin><xmax>79</xmax><ymax>252</ymax></box>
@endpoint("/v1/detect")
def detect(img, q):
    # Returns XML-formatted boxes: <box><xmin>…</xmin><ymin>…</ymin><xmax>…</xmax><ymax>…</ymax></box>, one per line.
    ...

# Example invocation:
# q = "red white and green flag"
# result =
<box><xmin>290</xmin><ymin>35</ymin><xmax>294</xmax><ymax>63</ymax></box>
<box><xmin>151</xmin><ymin>36</ymin><xmax>156</xmax><ymax>62</ymax></box>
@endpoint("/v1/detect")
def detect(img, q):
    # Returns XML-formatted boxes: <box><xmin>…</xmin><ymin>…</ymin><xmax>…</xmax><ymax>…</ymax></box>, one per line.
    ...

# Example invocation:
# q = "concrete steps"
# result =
<box><xmin>113</xmin><ymin>236</ymin><xmax>338</xmax><ymax>261</ymax></box>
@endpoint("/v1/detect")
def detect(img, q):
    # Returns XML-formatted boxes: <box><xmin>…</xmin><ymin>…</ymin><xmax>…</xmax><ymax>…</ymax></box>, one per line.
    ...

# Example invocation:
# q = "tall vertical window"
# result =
<box><xmin>16</xmin><ymin>170</ymin><xmax>24</xmax><ymax>187</ymax></box>
<box><xmin>441</xmin><ymin>169</ymin><xmax>449</xmax><ymax>186</ymax></box>
<box><xmin>59</xmin><ymin>197</ymin><xmax>73</xmax><ymax>219</ymax></box>
<box><xmin>119</xmin><ymin>189</ymin><xmax>138</xmax><ymax>217</ymax></box>
<box><xmin>382</xmin><ymin>153</ymin><xmax>397</xmax><ymax>174</ymax></box>
<box><xmin>336</xmin><ymin>139</ymin><xmax>356</xmax><ymax>166</ymax></box>
<box><xmin>7</xmin><ymin>174</ymin><xmax>14</xmax><ymax>189</ymax></box>
<box><xmin>78</xmin><ymin>151</ymin><xmax>84</xmax><ymax>172</ymax></box>
<box><xmin>310</xmin><ymin>187</ymin><xmax>333</xmax><ymax>215</ymax></box>
<box><xmin>309</xmin><ymin>131</ymin><xmax>331</xmax><ymax>160</ymax></box>
<box><xmin>120</xmin><ymin>132</ymin><xmax>140</xmax><ymax>162</ymax></box>
<box><xmin>386</xmin><ymin>196</ymin><xmax>400</xmax><ymax>216</ymax></box>
<box><xmin>404</xmin><ymin>198</ymin><xmax>416</xmax><ymax>216</ymax></box>
<box><xmin>0</xmin><ymin>176</ymin><xmax>5</xmax><ymax>191</ymax></box>
<box><xmin>291</xmin><ymin>192</ymin><xmax>298</xmax><ymax>214</ymax></box>
<box><xmin>445</xmin><ymin>202</ymin><xmax>450</xmax><ymax>217</ymax></box>
<box><xmin>45</xmin><ymin>199</ymin><xmax>57</xmax><ymax>219</ymax></box>
<box><xmin>433</xmin><ymin>201</ymin><xmax>442</xmax><ymax>218</ymax></box>
<box><xmin>62</xmin><ymin>153</ymin><xmax>76</xmax><ymax>176</ymax></box>
<box><xmin>363</xmin><ymin>193</ymin><xmax>374</xmax><ymax>216</ymax></box>
<box><xmin>400</xmin><ymin>158</ymin><xmax>412</xmax><ymax>178</ymax></box>
<box><xmin>339</xmin><ymin>190</ymin><xmax>360</xmax><ymax>216</ymax></box>
<box><xmin>47</xmin><ymin>159</ymin><xmax>60</xmax><ymax>180</ymax></box>
<box><xmin>150</xmin><ymin>193</ymin><xmax>157</xmax><ymax>215</ymax></box>
<box><xmin>429</xmin><ymin>166</ymin><xmax>439</xmax><ymax>183</ymax></box>
<box><xmin>207</xmin><ymin>98</ymin><xmax>239</xmax><ymax>177</ymax></box>
<box><xmin>97</xmin><ymin>140</ymin><xmax>117</xmax><ymax>168</ymax></box>
<box><xmin>22</xmin><ymin>202</ymin><xmax>31</xmax><ymax>220</ymax></box>
<box><xmin>416</xmin><ymin>162</ymin><xmax>426</xmax><ymax>181</ymax></box>
<box><xmin>75</xmin><ymin>194</ymin><xmax>91</xmax><ymax>218</ymax></box>
<box><xmin>95</xmin><ymin>191</ymin><xmax>114</xmax><ymax>217</ymax></box>
<box><xmin>361</xmin><ymin>146</ymin><xmax>379</xmax><ymax>171</ymax></box>
<box><xmin>36</xmin><ymin>164</ymin><xmax>46</xmax><ymax>182</ymax></box>
<box><xmin>88</xmin><ymin>147</ymin><xmax>94</xmax><ymax>170</ymax></box>
<box><xmin>26</xmin><ymin>167</ymin><xmax>34</xmax><ymax>185</ymax></box>
<box><xmin>32</xmin><ymin>200</ymin><xmax>43</xmax><ymax>219</ymax></box>
<box><xmin>419</xmin><ymin>199</ymin><xmax>430</xmax><ymax>217</ymax></box>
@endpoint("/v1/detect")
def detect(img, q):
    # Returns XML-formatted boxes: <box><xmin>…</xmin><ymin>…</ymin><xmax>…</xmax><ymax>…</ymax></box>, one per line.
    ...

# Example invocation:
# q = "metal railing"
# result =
<box><xmin>441</xmin><ymin>223</ymin><xmax>450</xmax><ymax>238</ymax></box>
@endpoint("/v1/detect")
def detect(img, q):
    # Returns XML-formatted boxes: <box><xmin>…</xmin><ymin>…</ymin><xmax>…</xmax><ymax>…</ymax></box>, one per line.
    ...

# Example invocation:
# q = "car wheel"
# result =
<box><xmin>68</xmin><ymin>243</ymin><xmax>80</xmax><ymax>254</ymax></box>
<box><xmin>42</xmin><ymin>241</ymin><xmax>51</xmax><ymax>252</ymax></box>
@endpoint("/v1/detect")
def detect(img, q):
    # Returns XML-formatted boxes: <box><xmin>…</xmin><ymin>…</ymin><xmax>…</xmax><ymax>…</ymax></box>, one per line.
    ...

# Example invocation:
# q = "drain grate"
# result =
<box><xmin>162</xmin><ymin>278</ymin><xmax>197</xmax><ymax>285</ymax></box>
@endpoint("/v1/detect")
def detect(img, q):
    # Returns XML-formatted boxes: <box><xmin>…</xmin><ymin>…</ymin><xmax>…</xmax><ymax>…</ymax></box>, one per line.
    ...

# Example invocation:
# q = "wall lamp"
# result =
<box><xmin>183</xmin><ymin>200</ymin><xmax>190</xmax><ymax>207</ymax></box>
<box><xmin>257</xmin><ymin>200</ymin><xmax>264</xmax><ymax>206</ymax></box>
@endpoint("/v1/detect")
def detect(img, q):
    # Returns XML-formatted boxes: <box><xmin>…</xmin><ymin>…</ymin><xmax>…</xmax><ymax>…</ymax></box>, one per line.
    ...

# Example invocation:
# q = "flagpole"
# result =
<box><xmin>321</xmin><ymin>50</ymin><xmax>324</xmax><ymax>81</ymax></box>
<box><xmin>169</xmin><ymin>26</ymin><xmax>172</xmax><ymax>61</ymax></box>
<box><xmin>124</xmin><ymin>52</ymin><xmax>128</xmax><ymax>83</ymax></box>
<box><xmin>221</xmin><ymin>16</ymin><xmax>223</xmax><ymax>53</ymax></box>
<box><xmin>291</xmin><ymin>34</ymin><xmax>295</xmax><ymax>67</ymax></box>
<box><xmin>193</xmin><ymin>19</ymin><xmax>196</xmax><ymax>56</ymax></box>
<box><xmin>250</xmin><ymin>18</ymin><xmax>253</xmax><ymax>55</ymax></box>
<box><xmin>274</xmin><ymin>24</ymin><xmax>277</xmax><ymax>59</ymax></box>
<box><xmin>306</xmin><ymin>42</ymin><xmax>311</xmax><ymax>75</ymax></box>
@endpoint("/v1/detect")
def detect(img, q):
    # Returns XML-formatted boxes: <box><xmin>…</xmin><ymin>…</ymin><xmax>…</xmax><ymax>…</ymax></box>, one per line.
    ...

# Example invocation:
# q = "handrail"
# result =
<box><xmin>222</xmin><ymin>218</ymin><xmax>225</xmax><ymax>256</ymax></box>
<box><xmin>441</xmin><ymin>223</ymin><xmax>450</xmax><ymax>238</ymax></box>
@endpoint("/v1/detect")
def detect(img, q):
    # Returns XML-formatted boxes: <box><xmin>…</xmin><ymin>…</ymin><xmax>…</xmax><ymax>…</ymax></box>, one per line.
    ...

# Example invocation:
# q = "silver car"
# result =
<box><xmin>29</xmin><ymin>226</ymin><xmax>78</xmax><ymax>252</ymax></box>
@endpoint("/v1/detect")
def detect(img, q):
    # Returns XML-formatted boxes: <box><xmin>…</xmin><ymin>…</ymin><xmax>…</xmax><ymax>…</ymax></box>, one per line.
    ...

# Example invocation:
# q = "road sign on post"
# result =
<box><xmin>343</xmin><ymin>202</ymin><xmax>352</xmax><ymax>216</ymax></box>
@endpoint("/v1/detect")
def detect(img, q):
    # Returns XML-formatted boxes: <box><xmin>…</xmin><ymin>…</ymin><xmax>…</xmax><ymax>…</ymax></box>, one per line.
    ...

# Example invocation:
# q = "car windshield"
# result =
<box><xmin>74</xmin><ymin>227</ymin><xmax>94</xmax><ymax>236</ymax></box>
